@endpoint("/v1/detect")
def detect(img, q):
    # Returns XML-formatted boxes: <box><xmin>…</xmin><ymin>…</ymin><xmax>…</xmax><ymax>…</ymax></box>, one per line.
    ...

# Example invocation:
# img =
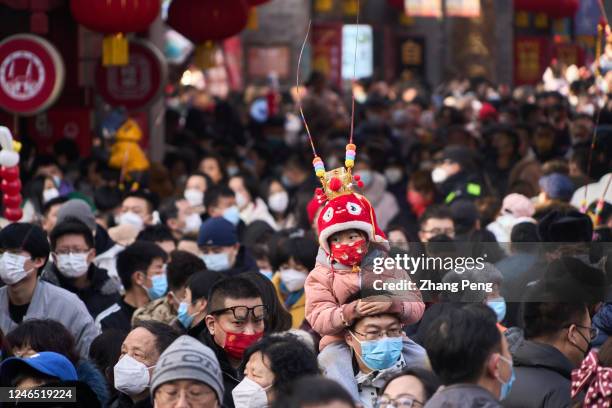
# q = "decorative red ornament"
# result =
<box><xmin>4</xmin><ymin>207</ymin><xmax>23</xmax><ymax>222</ymax></box>
<box><xmin>357</xmin><ymin>181</ymin><xmax>364</xmax><ymax>188</ymax></box>
<box><xmin>3</xmin><ymin>193</ymin><xmax>22</xmax><ymax>208</ymax></box>
<box><xmin>387</xmin><ymin>0</ymin><xmax>404</xmax><ymax>11</ymax></box>
<box><xmin>353</xmin><ymin>174</ymin><xmax>361</xmax><ymax>181</ymax></box>
<box><xmin>513</xmin><ymin>0</ymin><xmax>579</xmax><ymax>18</ymax></box>
<box><xmin>0</xmin><ymin>166</ymin><xmax>19</xmax><ymax>182</ymax></box>
<box><xmin>329</xmin><ymin>177</ymin><xmax>342</xmax><ymax>192</ymax></box>
<box><xmin>70</xmin><ymin>0</ymin><xmax>160</xmax><ymax>65</ymax></box>
<box><xmin>167</xmin><ymin>0</ymin><xmax>249</xmax><ymax>42</ymax></box>
<box><xmin>1</xmin><ymin>179</ymin><xmax>21</xmax><ymax>195</ymax></box>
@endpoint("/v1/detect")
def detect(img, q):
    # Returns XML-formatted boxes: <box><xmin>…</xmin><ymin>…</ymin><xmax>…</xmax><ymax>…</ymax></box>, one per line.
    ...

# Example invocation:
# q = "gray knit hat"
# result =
<box><xmin>57</xmin><ymin>199</ymin><xmax>96</xmax><ymax>232</ymax></box>
<box><xmin>150</xmin><ymin>335</ymin><xmax>224</xmax><ymax>403</ymax></box>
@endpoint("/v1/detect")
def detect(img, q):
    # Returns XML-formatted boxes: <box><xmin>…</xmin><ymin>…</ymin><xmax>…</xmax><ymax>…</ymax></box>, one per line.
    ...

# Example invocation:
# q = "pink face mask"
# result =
<box><xmin>407</xmin><ymin>190</ymin><xmax>432</xmax><ymax>217</ymax></box>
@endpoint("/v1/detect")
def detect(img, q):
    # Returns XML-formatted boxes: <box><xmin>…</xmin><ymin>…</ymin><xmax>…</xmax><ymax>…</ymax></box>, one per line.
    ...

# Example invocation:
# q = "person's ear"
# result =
<box><xmin>486</xmin><ymin>353</ymin><xmax>500</xmax><ymax>380</ymax></box>
<box><xmin>205</xmin><ymin>315</ymin><xmax>216</xmax><ymax>336</ymax></box>
<box><xmin>87</xmin><ymin>249</ymin><xmax>96</xmax><ymax>264</ymax></box>
<box><xmin>345</xmin><ymin>330</ymin><xmax>353</xmax><ymax>347</ymax></box>
<box><xmin>133</xmin><ymin>271</ymin><xmax>147</xmax><ymax>287</ymax></box>
<box><xmin>197</xmin><ymin>299</ymin><xmax>208</xmax><ymax>314</ymax></box>
<box><xmin>33</xmin><ymin>257</ymin><xmax>45</xmax><ymax>269</ymax></box>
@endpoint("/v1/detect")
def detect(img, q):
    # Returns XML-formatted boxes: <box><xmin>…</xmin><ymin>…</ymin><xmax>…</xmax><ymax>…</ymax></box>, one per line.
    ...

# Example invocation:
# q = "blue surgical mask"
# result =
<box><xmin>259</xmin><ymin>269</ymin><xmax>274</xmax><ymax>280</ymax></box>
<box><xmin>177</xmin><ymin>301</ymin><xmax>194</xmax><ymax>329</ymax></box>
<box><xmin>351</xmin><ymin>332</ymin><xmax>403</xmax><ymax>370</ymax></box>
<box><xmin>487</xmin><ymin>297</ymin><xmax>506</xmax><ymax>323</ymax></box>
<box><xmin>201</xmin><ymin>253</ymin><xmax>231</xmax><ymax>272</ymax></box>
<box><xmin>498</xmin><ymin>355</ymin><xmax>515</xmax><ymax>400</ymax></box>
<box><xmin>222</xmin><ymin>206</ymin><xmax>241</xmax><ymax>226</ymax></box>
<box><xmin>147</xmin><ymin>274</ymin><xmax>167</xmax><ymax>300</ymax></box>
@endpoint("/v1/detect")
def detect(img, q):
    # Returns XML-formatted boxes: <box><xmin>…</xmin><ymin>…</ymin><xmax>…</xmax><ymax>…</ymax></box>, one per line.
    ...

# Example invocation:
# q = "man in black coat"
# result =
<box><xmin>45</xmin><ymin>218</ymin><xmax>120</xmax><ymax>318</ymax></box>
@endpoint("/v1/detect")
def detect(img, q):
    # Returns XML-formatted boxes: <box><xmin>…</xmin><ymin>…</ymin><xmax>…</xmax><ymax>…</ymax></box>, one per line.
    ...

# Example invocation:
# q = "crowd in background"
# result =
<box><xmin>0</xmin><ymin>64</ymin><xmax>610</xmax><ymax>408</ymax></box>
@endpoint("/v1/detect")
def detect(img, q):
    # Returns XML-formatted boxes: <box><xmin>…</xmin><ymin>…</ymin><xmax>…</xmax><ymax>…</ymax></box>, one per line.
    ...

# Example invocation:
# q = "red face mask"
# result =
<box><xmin>330</xmin><ymin>239</ymin><xmax>367</xmax><ymax>266</ymax></box>
<box><xmin>407</xmin><ymin>190</ymin><xmax>432</xmax><ymax>217</ymax></box>
<box><xmin>222</xmin><ymin>330</ymin><xmax>263</xmax><ymax>360</ymax></box>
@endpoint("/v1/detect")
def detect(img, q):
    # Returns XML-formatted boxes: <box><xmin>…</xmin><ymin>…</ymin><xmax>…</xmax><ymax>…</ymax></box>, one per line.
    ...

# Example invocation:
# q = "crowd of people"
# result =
<box><xmin>0</xmin><ymin>67</ymin><xmax>610</xmax><ymax>408</ymax></box>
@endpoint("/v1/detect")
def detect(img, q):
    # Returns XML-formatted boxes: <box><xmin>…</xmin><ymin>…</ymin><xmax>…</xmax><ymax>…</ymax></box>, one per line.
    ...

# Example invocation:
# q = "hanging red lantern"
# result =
<box><xmin>70</xmin><ymin>0</ymin><xmax>160</xmax><ymax>66</ymax></box>
<box><xmin>387</xmin><ymin>0</ymin><xmax>404</xmax><ymax>11</ymax></box>
<box><xmin>514</xmin><ymin>0</ymin><xmax>579</xmax><ymax>19</ymax></box>
<box><xmin>167</xmin><ymin>0</ymin><xmax>249</xmax><ymax>69</ymax></box>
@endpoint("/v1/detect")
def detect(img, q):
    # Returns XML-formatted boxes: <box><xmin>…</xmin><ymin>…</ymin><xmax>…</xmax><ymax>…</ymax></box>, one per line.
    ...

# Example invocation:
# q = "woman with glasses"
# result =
<box><xmin>376</xmin><ymin>367</ymin><xmax>440</xmax><ymax>408</ymax></box>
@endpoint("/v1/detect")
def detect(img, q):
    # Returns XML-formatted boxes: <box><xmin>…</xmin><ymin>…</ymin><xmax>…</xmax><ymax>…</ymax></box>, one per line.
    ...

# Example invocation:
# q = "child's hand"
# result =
<box><xmin>357</xmin><ymin>298</ymin><xmax>392</xmax><ymax>316</ymax></box>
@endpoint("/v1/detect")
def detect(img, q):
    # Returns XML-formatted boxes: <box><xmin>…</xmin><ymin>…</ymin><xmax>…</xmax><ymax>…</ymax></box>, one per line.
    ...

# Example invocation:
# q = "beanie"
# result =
<box><xmin>151</xmin><ymin>335</ymin><xmax>224</xmax><ymax>403</ymax></box>
<box><xmin>502</xmin><ymin>193</ymin><xmax>535</xmax><ymax>218</ymax></box>
<box><xmin>57</xmin><ymin>199</ymin><xmax>97</xmax><ymax>232</ymax></box>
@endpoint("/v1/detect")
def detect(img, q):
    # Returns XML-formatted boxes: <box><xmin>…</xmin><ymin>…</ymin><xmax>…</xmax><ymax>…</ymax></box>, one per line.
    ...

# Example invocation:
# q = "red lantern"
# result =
<box><xmin>514</xmin><ymin>0</ymin><xmax>579</xmax><ymax>18</ymax></box>
<box><xmin>387</xmin><ymin>0</ymin><xmax>404</xmax><ymax>11</ymax></box>
<box><xmin>70</xmin><ymin>0</ymin><xmax>160</xmax><ymax>66</ymax></box>
<box><xmin>167</xmin><ymin>0</ymin><xmax>249</xmax><ymax>68</ymax></box>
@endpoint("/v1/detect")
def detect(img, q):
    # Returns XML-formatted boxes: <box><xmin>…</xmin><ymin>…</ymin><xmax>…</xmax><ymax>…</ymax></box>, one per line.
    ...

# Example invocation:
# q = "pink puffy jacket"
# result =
<box><xmin>305</xmin><ymin>247</ymin><xmax>425</xmax><ymax>350</ymax></box>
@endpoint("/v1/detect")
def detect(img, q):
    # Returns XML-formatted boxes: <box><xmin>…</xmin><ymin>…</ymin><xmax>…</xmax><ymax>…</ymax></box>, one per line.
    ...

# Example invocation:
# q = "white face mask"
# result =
<box><xmin>431</xmin><ymin>167</ymin><xmax>449</xmax><ymax>184</ymax></box>
<box><xmin>114</xmin><ymin>354</ymin><xmax>153</xmax><ymax>396</ymax></box>
<box><xmin>184</xmin><ymin>188</ymin><xmax>204</xmax><ymax>207</ymax></box>
<box><xmin>279</xmin><ymin>268</ymin><xmax>307</xmax><ymax>292</ymax></box>
<box><xmin>268</xmin><ymin>191</ymin><xmax>289</xmax><ymax>213</ymax></box>
<box><xmin>384</xmin><ymin>168</ymin><xmax>403</xmax><ymax>185</ymax></box>
<box><xmin>118</xmin><ymin>212</ymin><xmax>145</xmax><ymax>231</ymax></box>
<box><xmin>232</xmin><ymin>377</ymin><xmax>270</xmax><ymax>408</ymax></box>
<box><xmin>201</xmin><ymin>253</ymin><xmax>231</xmax><ymax>271</ymax></box>
<box><xmin>235</xmin><ymin>193</ymin><xmax>249</xmax><ymax>210</ymax></box>
<box><xmin>182</xmin><ymin>213</ymin><xmax>202</xmax><ymax>234</ymax></box>
<box><xmin>0</xmin><ymin>253</ymin><xmax>31</xmax><ymax>285</ymax></box>
<box><xmin>42</xmin><ymin>188</ymin><xmax>60</xmax><ymax>203</ymax></box>
<box><xmin>56</xmin><ymin>252</ymin><xmax>90</xmax><ymax>278</ymax></box>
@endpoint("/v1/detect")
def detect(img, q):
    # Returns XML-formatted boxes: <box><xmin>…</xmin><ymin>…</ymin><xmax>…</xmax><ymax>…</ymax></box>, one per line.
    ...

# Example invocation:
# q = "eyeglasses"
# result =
<box><xmin>53</xmin><ymin>249</ymin><xmax>91</xmax><ymax>256</ymax></box>
<box><xmin>420</xmin><ymin>228</ymin><xmax>455</xmax><ymax>236</ymax></box>
<box><xmin>376</xmin><ymin>394</ymin><xmax>424</xmax><ymax>408</ymax></box>
<box><xmin>352</xmin><ymin>328</ymin><xmax>403</xmax><ymax>341</ymax></box>
<box><xmin>569</xmin><ymin>324</ymin><xmax>599</xmax><ymax>341</ymax></box>
<box><xmin>156</xmin><ymin>385</ymin><xmax>216</xmax><ymax>405</ymax></box>
<box><xmin>210</xmin><ymin>305</ymin><xmax>267</xmax><ymax>322</ymax></box>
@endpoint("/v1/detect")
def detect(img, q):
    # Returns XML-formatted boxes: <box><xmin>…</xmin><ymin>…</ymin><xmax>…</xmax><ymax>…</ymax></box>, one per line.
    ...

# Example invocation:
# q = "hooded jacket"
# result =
<box><xmin>592</xmin><ymin>302</ymin><xmax>612</xmax><ymax>348</ymax></box>
<box><xmin>305</xmin><ymin>246</ymin><xmax>424</xmax><ymax>350</ymax></box>
<box><xmin>425</xmin><ymin>384</ymin><xmax>502</xmax><ymax>408</ymax></box>
<box><xmin>502</xmin><ymin>339</ymin><xmax>574</xmax><ymax>408</ymax></box>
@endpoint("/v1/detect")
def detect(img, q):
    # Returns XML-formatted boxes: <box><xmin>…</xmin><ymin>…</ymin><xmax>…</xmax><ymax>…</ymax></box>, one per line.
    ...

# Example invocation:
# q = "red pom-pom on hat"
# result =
<box><xmin>329</xmin><ymin>177</ymin><xmax>342</xmax><ymax>192</ymax></box>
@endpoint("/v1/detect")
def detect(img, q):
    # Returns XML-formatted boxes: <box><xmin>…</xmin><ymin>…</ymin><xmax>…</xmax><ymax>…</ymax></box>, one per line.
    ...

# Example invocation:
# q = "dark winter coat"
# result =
<box><xmin>592</xmin><ymin>302</ymin><xmax>612</xmax><ymax>348</ymax></box>
<box><xmin>41</xmin><ymin>263</ymin><xmax>120</xmax><ymax>318</ymax></box>
<box><xmin>502</xmin><ymin>339</ymin><xmax>574</xmax><ymax>408</ymax></box>
<box><xmin>424</xmin><ymin>384</ymin><xmax>502</xmax><ymax>408</ymax></box>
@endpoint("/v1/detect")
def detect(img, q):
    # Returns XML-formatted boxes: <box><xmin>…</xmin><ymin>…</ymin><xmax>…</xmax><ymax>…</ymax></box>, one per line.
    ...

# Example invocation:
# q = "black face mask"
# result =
<box><xmin>570</xmin><ymin>328</ymin><xmax>591</xmax><ymax>356</ymax></box>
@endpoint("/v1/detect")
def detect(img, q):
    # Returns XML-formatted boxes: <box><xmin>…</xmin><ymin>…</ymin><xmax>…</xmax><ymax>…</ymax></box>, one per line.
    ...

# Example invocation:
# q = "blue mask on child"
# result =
<box><xmin>177</xmin><ymin>302</ymin><xmax>194</xmax><ymax>329</ymax></box>
<box><xmin>498</xmin><ymin>355</ymin><xmax>515</xmax><ymax>400</ymax></box>
<box><xmin>351</xmin><ymin>333</ymin><xmax>403</xmax><ymax>370</ymax></box>
<box><xmin>487</xmin><ymin>297</ymin><xmax>507</xmax><ymax>323</ymax></box>
<box><xmin>222</xmin><ymin>206</ymin><xmax>241</xmax><ymax>226</ymax></box>
<box><xmin>147</xmin><ymin>274</ymin><xmax>167</xmax><ymax>300</ymax></box>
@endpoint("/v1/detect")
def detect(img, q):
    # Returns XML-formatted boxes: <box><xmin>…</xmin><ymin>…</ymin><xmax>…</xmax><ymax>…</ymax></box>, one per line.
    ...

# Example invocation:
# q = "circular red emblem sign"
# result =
<box><xmin>0</xmin><ymin>34</ymin><xmax>65</xmax><ymax>116</ymax></box>
<box><xmin>95</xmin><ymin>39</ymin><xmax>167</xmax><ymax>111</ymax></box>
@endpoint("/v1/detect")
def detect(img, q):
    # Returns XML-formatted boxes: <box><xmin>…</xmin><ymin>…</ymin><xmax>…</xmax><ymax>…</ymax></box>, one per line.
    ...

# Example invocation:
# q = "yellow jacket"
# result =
<box><xmin>272</xmin><ymin>273</ymin><xmax>305</xmax><ymax>329</ymax></box>
<box><xmin>108</xmin><ymin>119</ymin><xmax>150</xmax><ymax>173</ymax></box>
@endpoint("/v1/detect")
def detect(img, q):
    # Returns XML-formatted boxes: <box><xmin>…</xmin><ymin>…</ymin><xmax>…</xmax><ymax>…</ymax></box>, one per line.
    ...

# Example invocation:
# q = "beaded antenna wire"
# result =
<box><xmin>295</xmin><ymin>0</ymin><xmax>363</xmax><ymax>202</ymax></box>
<box><xmin>583</xmin><ymin>0</ymin><xmax>611</xmax><ymax>224</ymax></box>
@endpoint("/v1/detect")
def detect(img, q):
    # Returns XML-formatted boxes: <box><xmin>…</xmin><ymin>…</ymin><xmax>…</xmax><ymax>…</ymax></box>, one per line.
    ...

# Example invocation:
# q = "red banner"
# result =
<box><xmin>552</xmin><ymin>43</ymin><xmax>585</xmax><ymax>67</ymax></box>
<box><xmin>514</xmin><ymin>36</ymin><xmax>549</xmax><ymax>85</ymax></box>
<box><xmin>26</xmin><ymin>107</ymin><xmax>92</xmax><ymax>156</ymax></box>
<box><xmin>312</xmin><ymin>22</ymin><xmax>343</xmax><ymax>89</ymax></box>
